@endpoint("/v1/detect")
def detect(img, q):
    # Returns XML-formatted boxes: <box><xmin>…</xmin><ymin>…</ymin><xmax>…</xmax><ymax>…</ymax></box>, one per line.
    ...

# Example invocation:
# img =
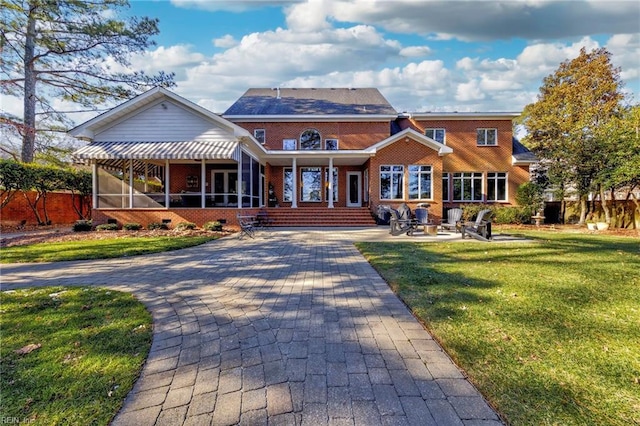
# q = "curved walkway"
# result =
<box><xmin>2</xmin><ymin>228</ymin><xmax>503</xmax><ymax>426</ymax></box>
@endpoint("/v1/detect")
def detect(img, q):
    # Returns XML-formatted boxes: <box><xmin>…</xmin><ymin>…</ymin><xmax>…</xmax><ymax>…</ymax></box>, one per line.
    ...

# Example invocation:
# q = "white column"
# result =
<box><xmin>291</xmin><ymin>157</ymin><xmax>298</xmax><ymax>208</ymax></box>
<box><xmin>92</xmin><ymin>162</ymin><xmax>98</xmax><ymax>208</ymax></box>
<box><xmin>144</xmin><ymin>162</ymin><xmax>149</xmax><ymax>192</ymax></box>
<box><xmin>164</xmin><ymin>160</ymin><xmax>170</xmax><ymax>208</ymax></box>
<box><xmin>237</xmin><ymin>155</ymin><xmax>242</xmax><ymax>209</ymax></box>
<box><xmin>328</xmin><ymin>157</ymin><xmax>334</xmax><ymax>209</ymax></box>
<box><xmin>129</xmin><ymin>159</ymin><xmax>134</xmax><ymax>208</ymax></box>
<box><xmin>201</xmin><ymin>159</ymin><xmax>206</xmax><ymax>208</ymax></box>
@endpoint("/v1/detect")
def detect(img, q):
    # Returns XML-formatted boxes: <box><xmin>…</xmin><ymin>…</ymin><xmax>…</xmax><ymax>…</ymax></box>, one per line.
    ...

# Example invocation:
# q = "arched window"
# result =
<box><xmin>300</xmin><ymin>129</ymin><xmax>321</xmax><ymax>150</ymax></box>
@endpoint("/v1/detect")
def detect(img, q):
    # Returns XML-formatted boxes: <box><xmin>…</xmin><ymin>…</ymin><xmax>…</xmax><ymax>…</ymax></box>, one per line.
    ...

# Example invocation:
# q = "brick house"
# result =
<box><xmin>71</xmin><ymin>87</ymin><xmax>535</xmax><ymax>228</ymax></box>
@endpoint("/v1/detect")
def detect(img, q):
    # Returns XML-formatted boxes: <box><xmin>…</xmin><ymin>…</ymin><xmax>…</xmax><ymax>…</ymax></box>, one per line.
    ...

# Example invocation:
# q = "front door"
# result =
<box><xmin>347</xmin><ymin>172</ymin><xmax>361</xmax><ymax>207</ymax></box>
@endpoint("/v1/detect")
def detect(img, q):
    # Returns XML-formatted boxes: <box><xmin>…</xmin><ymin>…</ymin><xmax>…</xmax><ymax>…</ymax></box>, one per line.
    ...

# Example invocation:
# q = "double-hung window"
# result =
<box><xmin>477</xmin><ymin>128</ymin><xmax>497</xmax><ymax>146</ymax></box>
<box><xmin>380</xmin><ymin>165</ymin><xmax>404</xmax><ymax>200</ymax></box>
<box><xmin>453</xmin><ymin>172</ymin><xmax>483</xmax><ymax>201</ymax></box>
<box><xmin>487</xmin><ymin>172</ymin><xmax>507</xmax><ymax>202</ymax></box>
<box><xmin>425</xmin><ymin>128</ymin><xmax>445</xmax><ymax>144</ymax></box>
<box><xmin>408</xmin><ymin>165</ymin><xmax>432</xmax><ymax>200</ymax></box>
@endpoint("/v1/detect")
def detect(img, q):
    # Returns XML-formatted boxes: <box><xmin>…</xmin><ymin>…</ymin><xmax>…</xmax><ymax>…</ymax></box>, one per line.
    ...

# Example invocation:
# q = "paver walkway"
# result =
<box><xmin>1</xmin><ymin>228</ymin><xmax>503</xmax><ymax>425</ymax></box>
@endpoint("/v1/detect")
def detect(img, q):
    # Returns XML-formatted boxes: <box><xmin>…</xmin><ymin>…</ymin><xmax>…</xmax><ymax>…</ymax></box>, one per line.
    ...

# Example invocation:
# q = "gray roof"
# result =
<box><xmin>223</xmin><ymin>88</ymin><xmax>397</xmax><ymax>116</ymax></box>
<box><xmin>512</xmin><ymin>137</ymin><xmax>537</xmax><ymax>162</ymax></box>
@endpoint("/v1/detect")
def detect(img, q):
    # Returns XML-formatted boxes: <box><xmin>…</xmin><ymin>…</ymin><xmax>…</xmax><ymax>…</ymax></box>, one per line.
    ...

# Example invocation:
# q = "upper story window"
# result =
<box><xmin>283</xmin><ymin>139</ymin><xmax>297</xmax><ymax>150</ymax></box>
<box><xmin>425</xmin><ymin>128</ymin><xmax>445</xmax><ymax>144</ymax></box>
<box><xmin>300</xmin><ymin>129</ymin><xmax>321</xmax><ymax>150</ymax></box>
<box><xmin>325</xmin><ymin>139</ymin><xmax>339</xmax><ymax>150</ymax></box>
<box><xmin>254</xmin><ymin>129</ymin><xmax>265</xmax><ymax>144</ymax></box>
<box><xmin>477</xmin><ymin>128</ymin><xmax>497</xmax><ymax>146</ymax></box>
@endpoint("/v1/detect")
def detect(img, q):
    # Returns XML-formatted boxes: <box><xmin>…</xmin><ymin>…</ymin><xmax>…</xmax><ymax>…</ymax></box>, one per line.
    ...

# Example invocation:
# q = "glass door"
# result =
<box><xmin>212</xmin><ymin>171</ymin><xmax>238</xmax><ymax>206</ymax></box>
<box><xmin>347</xmin><ymin>172</ymin><xmax>361</xmax><ymax>207</ymax></box>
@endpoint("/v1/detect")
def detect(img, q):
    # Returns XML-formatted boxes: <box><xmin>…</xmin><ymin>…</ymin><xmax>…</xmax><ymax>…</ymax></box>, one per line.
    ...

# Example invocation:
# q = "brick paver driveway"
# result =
<box><xmin>1</xmin><ymin>228</ymin><xmax>502</xmax><ymax>425</ymax></box>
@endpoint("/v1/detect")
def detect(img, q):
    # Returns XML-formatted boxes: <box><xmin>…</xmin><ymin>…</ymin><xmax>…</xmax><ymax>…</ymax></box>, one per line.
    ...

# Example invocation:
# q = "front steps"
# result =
<box><xmin>262</xmin><ymin>207</ymin><xmax>377</xmax><ymax>227</ymax></box>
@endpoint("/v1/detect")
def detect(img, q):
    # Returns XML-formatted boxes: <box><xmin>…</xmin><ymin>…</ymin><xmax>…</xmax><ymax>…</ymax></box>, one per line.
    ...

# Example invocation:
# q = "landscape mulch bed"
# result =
<box><xmin>0</xmin><ymin>225</ymin><xmax>231</xmax><ymax>248</ymax></box>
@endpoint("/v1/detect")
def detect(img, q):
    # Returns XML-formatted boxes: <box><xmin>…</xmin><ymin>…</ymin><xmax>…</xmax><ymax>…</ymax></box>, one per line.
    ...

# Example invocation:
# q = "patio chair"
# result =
<box><xmin>461</xmin><ymin>209</ymin><xmax>493</xmax><ymax>242</ymax></box>
<box><xmin>255</xmin><ymin>209</ymin><xmax>274</xmax><ymax>230</ymax></box>
<box><xmin>397</xmin><ymin>203</ymin><xmax>412</xmax><ymax>222</ymax></box>
<box><xmin>440</xmin><ymin>208</ymin><xmax>463</xmax><ymax>233</ymax></box>
<box><xmin>236</xmin><ymin>214</ymin><xmax>256</xmax><ymax>239</ymax></box>
<box><xmin>389</xmin><ymin>208</ymin><xmax>417</xmax><ymax>236</ymax></box>
<box><xmin>413</xmin><ymin>207</ymin><xmax>433</xmax><ymax>233</ymax></box>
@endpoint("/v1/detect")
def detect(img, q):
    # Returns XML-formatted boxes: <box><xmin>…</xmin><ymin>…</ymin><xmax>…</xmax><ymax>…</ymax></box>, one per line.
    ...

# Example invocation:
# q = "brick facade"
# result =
<box><xmin>241</xmin><ymin>121</ymin><xmax>390</xmax><ymax>151</ymax></box>
<box><xmin>1</xmin><ymin>191</ymin><xmax>90</xmax><ymax>226</ymax></box>
<box><xmin>72</xmin><ymin>88</ymin><xmax>533</xmax><ymax>227</ymax></box>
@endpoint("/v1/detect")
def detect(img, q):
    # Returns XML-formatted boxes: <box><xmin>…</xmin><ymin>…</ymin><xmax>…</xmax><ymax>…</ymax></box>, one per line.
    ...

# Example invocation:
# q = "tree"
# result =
<box><xmin>521</xmin><ymin>47</ymin><xmax>626</xmax><ymax>224</ymax></box>
<box><xmin>1</xmin><ymin>0</ymin><xmax>175</xmax><ymax>163</ymax></box>
<box><xmin>596</xmin><ymin>105</ymin><xmax>640</xmax><ymax>227</ymax></box>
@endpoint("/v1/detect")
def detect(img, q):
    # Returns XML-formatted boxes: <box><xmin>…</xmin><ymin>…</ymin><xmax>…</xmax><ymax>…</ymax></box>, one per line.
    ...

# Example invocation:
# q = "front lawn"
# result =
<box><xmin>357</xmin><ymin>231</ymin><xmax>640</xmax><ymax>426</ymax></box>
<box><xmin>0</xmin><ymin>235</ymin><xmax>217</xmax><ymax>263</ymax></box>
<box><xmin>0</xmin><ymin>286</ymin><xmax>153</xmax><ymax>425</ymax></box>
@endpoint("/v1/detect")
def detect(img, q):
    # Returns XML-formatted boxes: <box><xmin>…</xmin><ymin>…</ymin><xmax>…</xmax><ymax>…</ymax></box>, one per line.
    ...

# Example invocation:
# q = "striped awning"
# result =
<box><xmin>73</xmin><ymin>140</ymin><xmax>240</xmax><ymax>161</ymax></box>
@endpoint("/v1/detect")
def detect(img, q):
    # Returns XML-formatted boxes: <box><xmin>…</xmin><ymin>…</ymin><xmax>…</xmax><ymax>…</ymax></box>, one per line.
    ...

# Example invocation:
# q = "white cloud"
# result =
<box><xmin>456</xmin><ymin>80</ymin><xmax>485</xmax><ymax>102</ymax></box>
<box><xmin>285</xmin><ymin>0</ymin><xmax>331</xmax><ymax>32</ymax></box>
<box><xmin>399</xmin><ymin>46</ymin><xmax>432</xmax><ymax>57</ymax></box>
<box><xmin>606</xmin><ymin>33</ymin><xmax>640</xmax><ymax>82</ymax></box>
<box><xmin>318</xmin><ymin>0</ymin><xmax>640</xmax><ymax>42</ymax></box>
<box><xmin>214</xmin><ymin>35</ymin><xmax>239</xmax><ymax>49</ymax></box>
<box><xmin>60</xmin><ymin>1</ymin><xmax>639</xmax><ymax>125</ymax></box>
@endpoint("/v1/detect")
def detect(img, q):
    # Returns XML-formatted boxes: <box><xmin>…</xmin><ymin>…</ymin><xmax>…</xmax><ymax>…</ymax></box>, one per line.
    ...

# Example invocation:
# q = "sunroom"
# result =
<box><xmin>73</xmin><ymin>140</ymin><xmax>265</xmax><ymax>210</ymax></box>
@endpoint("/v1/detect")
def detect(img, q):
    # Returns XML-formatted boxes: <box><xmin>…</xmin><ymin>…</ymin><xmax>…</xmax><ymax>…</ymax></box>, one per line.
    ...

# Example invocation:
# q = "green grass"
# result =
<box><xmin>0</xmin><ymin>286</ymin><xmax>153</xmax><ymax>425</ymax></box>
<box><xmin>0</xmin><ymin>236</ymin><xmax>217</xmax><ymax>263</ymax></box>
<box><xmin>356</xmin><ymin>230</ymin><xmax>640</xmax><ymax>426</ymax></box>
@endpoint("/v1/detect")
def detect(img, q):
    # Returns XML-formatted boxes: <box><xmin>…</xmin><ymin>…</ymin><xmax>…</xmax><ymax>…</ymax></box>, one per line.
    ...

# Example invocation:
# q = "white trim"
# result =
<box><xmin>325</xmin><ymin>138</ymin><xmax>339</xmax><ymax>150</ymax></box>
<box><xmin>379</xmin><ymin>165</ymin><xmax>404</xmax><ymax>201</ymax></box>
<box><xmin>366</xmin><ymin>128</ymin><xmax>453</xmax><ymax>156</ymax></box>
<box><xmin>477</xmin><ymin>128</ymin><xmax>498</xmax><ymax>146</ymax></box>
<box><xmin>487</xmin><ymin>171</ymin><xmax>508</xmax><ymax>202</ymax></box>
<box><xmin>411</xmin><ymin>112</ymin><xmax>520</xmax><ymax>120</ymax></box>
<box><xmin>70</xmin><ymin>87</ymin><xmax>252</xmax><ymax>140</ymax></box>
<box><xmin>346</xmin><ymin>171</ymin><xmax>362</xmax><ymax>207</ymax></box>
